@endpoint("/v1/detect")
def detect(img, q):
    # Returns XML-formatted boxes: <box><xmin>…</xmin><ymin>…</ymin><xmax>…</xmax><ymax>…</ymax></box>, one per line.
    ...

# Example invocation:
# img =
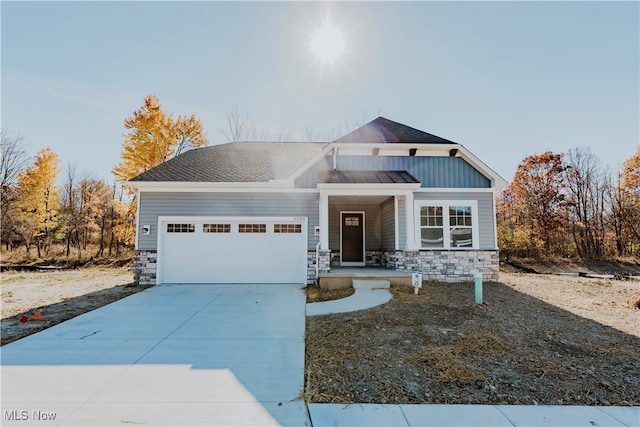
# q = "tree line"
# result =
<box><xmin>1</xmin><ymin>131</ymin><xmax>136</xmax><ymax>260</ymax></box>
<box><xmin>497</xmin><ymin>147</ymin><xmax>640</xmax><ymax>260</ymax></box>
<box><xmin>2</xmin><ymin>94</ymin><xmax>638</xmax><ymax>263</ymax></box>
<box><xmin>1</xmin><ymin>96</ymin><xmax>209</xmax><ymax>261</ymax></box>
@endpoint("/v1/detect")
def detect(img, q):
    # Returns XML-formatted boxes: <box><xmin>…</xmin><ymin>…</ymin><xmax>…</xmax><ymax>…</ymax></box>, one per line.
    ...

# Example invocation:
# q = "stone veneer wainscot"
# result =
<box><xmin>134</xmin><ymin>250</ymin><xmax>157</xmax><ymax>286</ymax></box>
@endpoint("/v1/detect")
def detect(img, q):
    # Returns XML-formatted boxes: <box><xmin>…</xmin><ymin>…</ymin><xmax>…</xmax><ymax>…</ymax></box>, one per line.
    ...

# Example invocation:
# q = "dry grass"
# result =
<box><xmin>1</xmin><ymin>267</ymin><xmax>134</xmax><ymax>319</ymax></box>
<box><xmin>406</xmin><ymin>334</ymin><xmax>513</xmax><ymax>384</ymax></box>
<box><xmin>306</xmin><ymin>285</ymin><xmax>354</xmax><ymax>303</ymax></box>
<box><xmin>306</xmin><ymin>276</ymin><xmax>640</xmax><ymax>405</ymax></box>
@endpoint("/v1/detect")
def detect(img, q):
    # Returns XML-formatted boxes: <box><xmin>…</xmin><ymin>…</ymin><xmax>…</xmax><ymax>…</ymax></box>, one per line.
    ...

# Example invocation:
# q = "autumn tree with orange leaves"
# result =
<box><xmin>111</xmin><ymin>96</ymin><xmax>209</xmax><ymax>249</ymax></box>
<box><xmin>113</xmin><ymin>95</ymin><xmax>209</xmax><ymax>188</ymax></box>
<box><xmin>612</xmin><ymin>146</ymin><xmax>640</xmax><ymax>253</ymax></box>
<box><xmin>498</xmin><ymin>147</ymin><xmax>640</xmax><ymax>259</ymax></box>
<box><xmin>11</xmin><ymin>147</ymin><xmax>61</xmax><ymax>258</ymax></box>
<box><xmin>498</xmin><ymin>151</ymin><xmax>569</xmax><ymax>257</ymax></box>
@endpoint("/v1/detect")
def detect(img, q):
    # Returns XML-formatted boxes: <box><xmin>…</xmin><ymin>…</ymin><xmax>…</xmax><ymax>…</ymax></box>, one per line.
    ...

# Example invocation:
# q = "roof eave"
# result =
<box><xmin>318</xmin><ymin>182</ymin><xmax>421</xmax><ymax>191</ymax></box>
<box><xmin>129</xmin><ymin>180</ymin><xmax>295</xmax><ymax>191</ymax></box>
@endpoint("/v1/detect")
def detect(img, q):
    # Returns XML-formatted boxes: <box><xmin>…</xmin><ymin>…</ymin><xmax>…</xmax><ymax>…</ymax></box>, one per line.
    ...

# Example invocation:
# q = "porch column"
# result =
<box><xmin>394</xmin><ymin>196</ymin><xmax>400</xmax><ymax>250</ymax></box>
<box><xmin>319</xmin><ymin>191</ymin><xmax>329</xmax><ymax>250</ymax></box>
<box><xmin>405</xmin><ymin>192</ymin><xmax>416</xmax><ymax>249</ymax></box>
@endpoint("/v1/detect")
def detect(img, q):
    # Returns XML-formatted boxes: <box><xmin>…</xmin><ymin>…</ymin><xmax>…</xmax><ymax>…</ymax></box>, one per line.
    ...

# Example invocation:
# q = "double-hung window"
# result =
<box><xmin>415</xmin><ymin>201</ymin><xmax>478</xmax><ymax>249</ymax></box>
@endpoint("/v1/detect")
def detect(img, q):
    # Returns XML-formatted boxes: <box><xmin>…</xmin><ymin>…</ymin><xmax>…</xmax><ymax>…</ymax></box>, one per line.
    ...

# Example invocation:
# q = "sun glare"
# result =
<box><xmin>310</xmin><ymin>20</ymin><xmax>345</xmax><ymax>65</ymax></box>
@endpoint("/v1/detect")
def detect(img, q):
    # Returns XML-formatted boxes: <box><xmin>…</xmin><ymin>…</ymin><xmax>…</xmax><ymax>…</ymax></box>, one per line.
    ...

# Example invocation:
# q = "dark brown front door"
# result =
<box><xmin>341</xmin><ymin>212</ymin><xmax>364</xmax><ymax>265</ymax></box>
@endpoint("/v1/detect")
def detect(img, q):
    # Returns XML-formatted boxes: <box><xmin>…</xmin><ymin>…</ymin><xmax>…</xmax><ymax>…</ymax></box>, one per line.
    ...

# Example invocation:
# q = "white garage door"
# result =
<box><xmin>158</xmin><ymin>217</ymin><xmax>307</xmax><ymax>284</ymax></box>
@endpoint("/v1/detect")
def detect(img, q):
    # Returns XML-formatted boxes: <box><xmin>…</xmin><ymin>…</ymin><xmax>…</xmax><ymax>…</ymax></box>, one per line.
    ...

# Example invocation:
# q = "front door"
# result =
<box><xmin>341</xmin><ymin>212</ymin><xmax>365</xmax><ymax>266</ymax></box>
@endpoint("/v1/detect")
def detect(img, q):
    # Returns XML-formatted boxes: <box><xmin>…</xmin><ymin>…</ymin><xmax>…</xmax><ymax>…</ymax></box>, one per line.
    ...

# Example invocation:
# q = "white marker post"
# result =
<box><xmin>412</xmin><ymin>270</ymin><xmax>423</xmax><ymax>295</ymax></box>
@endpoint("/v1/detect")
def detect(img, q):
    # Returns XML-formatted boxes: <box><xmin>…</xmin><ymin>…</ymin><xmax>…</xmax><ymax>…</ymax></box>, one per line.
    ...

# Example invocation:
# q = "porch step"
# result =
<box><xmin>319</xmin><ymin>269</ymin><xmax>411</xmax><ymax>290</ymax></box>
<box><xmin>352</xmin><ymin>279</ymin><xmax>390</xmax><ymax>290</ymax></box>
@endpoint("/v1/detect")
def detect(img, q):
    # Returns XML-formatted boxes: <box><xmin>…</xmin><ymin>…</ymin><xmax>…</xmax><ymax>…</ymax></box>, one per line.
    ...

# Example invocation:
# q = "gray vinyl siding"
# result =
<box><xmin>295</xmin><ymin>156</ymin><xmax>490</xmax><ymax>188</ymax></box>
<box><xmin>329</xmin><ymin>203</ymin><xmax>382</xmax><ymax>251</ymax></box>
<box><xmin>380</xmin><ymin>197</ymin><xmax>395</xmax><ymax>250</ymax></box>
<box><xmin>397</xmin><ymin>197</ymin><xmax>406</xmax><ymax>250</ymax></box>
<box><xmin>413</xmin><ymin>192</ymin><xmax>496</xmax><ymax>249</ymax></box>
<box><xmin>137</xmin><ymin>192</ymin><xmax>319</xmax><ymax>250</ymax></box>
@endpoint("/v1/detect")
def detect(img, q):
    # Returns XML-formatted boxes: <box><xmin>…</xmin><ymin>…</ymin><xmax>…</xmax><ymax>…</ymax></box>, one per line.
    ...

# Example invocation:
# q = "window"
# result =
<box><xmin>203</xmin><ymin>224</ymin><xmax>231</xmax><ymax>233</ymax></box>
<box><xmin>416</xmin><ymin>201</ymin><xmax>477</xmax><ymax>249</ymax></box>
<box><xmin>239</xmin><ymin>224</ymin><xmax>266</xmax><ymax>233</ymax></box>
<box><xmin>344</xmin><ymin>216</ymin><xmax>360</xmax><ymax>226</ymax></box>
<box><xmin>167</xmin><ymin>223</ymin><xmax>195</xmax><ymax>233</ymax></box>
<box><xmin>449</xmin><ymin>206</ymin><xmax>473</xmax><ymax>247</ymax></box>
<box><xmin>274</xmin><ymin>224</ymin><xmax>302</xmax><ymax>233</ymax></box>
<box><xmin>420</xmin><ymin>206</ymin><xmax>444</xmax><ymax>248</ymax></box>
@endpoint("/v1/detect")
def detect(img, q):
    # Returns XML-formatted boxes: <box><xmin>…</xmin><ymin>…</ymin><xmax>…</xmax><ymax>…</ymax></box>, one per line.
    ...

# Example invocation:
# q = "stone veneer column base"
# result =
<box><xmin>307</xmin><ymin>250</ymin><xmax>331</xmax><ymax>284</ymax></box>
<box><xmin>134</xmin><ymin>250</ymin><xmax>157</xmax><ymax>286</ymax></box>
<box><xmin>383</xmin><ymin>250</ymin><xmax>499</xmax><ymax>283</ymax></box>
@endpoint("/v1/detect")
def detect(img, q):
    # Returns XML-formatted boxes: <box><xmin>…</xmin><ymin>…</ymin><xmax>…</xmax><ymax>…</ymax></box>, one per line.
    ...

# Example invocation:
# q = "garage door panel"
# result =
<box><xmin>160</xmin><ymin>219</ymin><xmax>306</xmax><ymax>284</ymax></box>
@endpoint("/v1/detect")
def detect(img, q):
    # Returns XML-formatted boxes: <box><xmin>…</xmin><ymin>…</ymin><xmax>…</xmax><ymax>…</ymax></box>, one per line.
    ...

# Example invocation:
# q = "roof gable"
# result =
<box><xmin>333</xmin><ymin>117</ymin><xmax>455</xmax><ymax>144</ymax></box>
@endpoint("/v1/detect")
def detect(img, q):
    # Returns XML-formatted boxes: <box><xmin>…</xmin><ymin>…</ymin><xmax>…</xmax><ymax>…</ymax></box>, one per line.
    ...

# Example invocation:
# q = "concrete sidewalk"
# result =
<box><xmin>308</xmin><ymin>403</ymin><xmax>639</xmax><ymax>427</ymax></box>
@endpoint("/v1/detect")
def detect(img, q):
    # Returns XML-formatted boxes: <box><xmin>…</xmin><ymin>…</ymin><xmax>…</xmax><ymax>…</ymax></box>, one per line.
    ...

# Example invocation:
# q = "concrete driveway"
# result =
<box><xmin>1</xmin><ymin>284</ymin><xmax>310</xmax><ymax>426</ymax></box>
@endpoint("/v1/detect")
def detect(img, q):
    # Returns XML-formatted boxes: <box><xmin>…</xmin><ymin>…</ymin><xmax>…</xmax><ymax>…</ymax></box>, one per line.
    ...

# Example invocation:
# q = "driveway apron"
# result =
<box><xmin>1</xmin><ymin>284</ymin><xmax>311</xmax><ymax>426</ymax></box>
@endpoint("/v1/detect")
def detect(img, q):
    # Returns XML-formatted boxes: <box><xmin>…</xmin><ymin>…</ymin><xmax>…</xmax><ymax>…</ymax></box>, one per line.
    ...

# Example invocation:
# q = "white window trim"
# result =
<box><xmin>414</xmin><ymin>200</ymin><xmax>479</xmax><ymax>250</ymax></box>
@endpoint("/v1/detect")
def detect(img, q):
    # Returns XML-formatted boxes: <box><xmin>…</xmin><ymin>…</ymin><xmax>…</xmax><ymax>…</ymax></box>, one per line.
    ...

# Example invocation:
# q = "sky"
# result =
<box><xmin>2</xmin><ymin>1</ymin><xmax>638</xmax><ymax>184</ymax></box>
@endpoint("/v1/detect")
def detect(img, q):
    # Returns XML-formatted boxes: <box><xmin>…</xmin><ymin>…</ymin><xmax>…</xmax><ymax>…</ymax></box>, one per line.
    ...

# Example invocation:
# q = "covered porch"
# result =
<box><xmin>311</xmin><ymin>173</ymin><xmax>421</xmax><ymax>287</ymax></box>
<box><xmin>317</xmin><ymin>170</ymin><xmax>421</xmax><ymax>267</ymax></box>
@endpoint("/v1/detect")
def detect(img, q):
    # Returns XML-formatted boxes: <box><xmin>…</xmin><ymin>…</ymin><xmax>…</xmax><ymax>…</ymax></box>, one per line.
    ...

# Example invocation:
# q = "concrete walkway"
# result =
<box><xmin>306</xmin><ymin>288</ymin><xmax>392</xmax><ymax>316</ymax></box>
<box><xmin>1</xmin><ymin>284</ymin><xmax>310</xmax><ymax>426</ymax></box>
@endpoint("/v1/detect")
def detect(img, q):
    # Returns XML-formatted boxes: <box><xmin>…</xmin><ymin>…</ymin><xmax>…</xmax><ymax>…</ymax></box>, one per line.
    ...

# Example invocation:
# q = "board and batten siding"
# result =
<box><xmin>295</xmin><ymin>156</ymin><xmax>491</xmax><ymax>188</ymax></box>
<box><xmin>413</xmin><ymin>191</ymin><xmax>496</xmax><ymax>249</ymax></box>
<box><xmin>137</xmin><ymin>192</ymin><xmax>320</xmax><ymax>250</ymax></box>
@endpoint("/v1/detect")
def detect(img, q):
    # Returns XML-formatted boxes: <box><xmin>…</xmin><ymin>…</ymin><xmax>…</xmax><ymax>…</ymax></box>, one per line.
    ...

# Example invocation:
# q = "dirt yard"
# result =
<box><xmin>305</xmin><ymin>272</ymin><xmax>640</xmax><ymax>406</ymax></box>
<box><xmin>1</xmin><ymin>267</ymin><xmax>148</xmax><ymax>345</ymax></box>
<box><xmin>2</xmin><ymin>266</ymin><xmax>638</xmax><ymax>406</ymax></box>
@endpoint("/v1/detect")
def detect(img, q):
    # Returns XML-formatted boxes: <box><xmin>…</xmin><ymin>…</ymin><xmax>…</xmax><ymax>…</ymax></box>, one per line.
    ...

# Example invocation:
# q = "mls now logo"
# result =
<box><xmin>4</xmin><ymin>409</ymin><xmax>57</xmax><ymax>421</ymax></box>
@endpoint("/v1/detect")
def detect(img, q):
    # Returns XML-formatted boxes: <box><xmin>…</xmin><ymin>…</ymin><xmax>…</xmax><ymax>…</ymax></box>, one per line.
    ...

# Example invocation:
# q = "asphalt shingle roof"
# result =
<box><xmin>317</xmin><ymin>170</ymin><xmax>420</xmax><ymax>184</ymax></box>
<box><xmin>333</xmin><ymin>117</ymin><xmax>456</xmax><ymax>144</ymax></box>
<box><xmin>130</xmin><ymin>118</ymin><xmax>457</xmax><ymax>183</ymax></box>
<box><xmin>130</xmin><ymin>142</ymin><xmax>328</xmax><ymax>182</ymax></box>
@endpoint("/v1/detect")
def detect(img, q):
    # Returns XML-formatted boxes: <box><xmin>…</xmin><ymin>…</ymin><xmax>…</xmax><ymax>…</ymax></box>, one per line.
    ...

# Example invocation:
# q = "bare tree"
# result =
<box><xmin>565</xmin><ymin>147</ymin><xmax>608</xmax><ymax>258</ymax></box>
<box><xmin>61</xmin><ymin>164</ymin><xmax>80</xmax><ymax>257</ymax></box>
<box><xmin>304</xmin><ymin>125</ymin><xmax>316</xmax><ymax>142</ymax></box>
<box><xmin>1</xmin><ymin>129</ymin><xmax>29</xmax><ymax>188</ymax></box>
<box><xmin>223</xmin><ymin>105</ymin><xmax>249</xmax><ymax>142</ymax></box>
<box><xmin>1</xmin><ymin>130</ymin><xmax>29</xmax><ymax>245</ymax></box>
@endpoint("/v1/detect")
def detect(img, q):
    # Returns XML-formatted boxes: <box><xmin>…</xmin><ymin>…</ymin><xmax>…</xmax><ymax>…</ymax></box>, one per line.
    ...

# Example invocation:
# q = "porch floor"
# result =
<box><xmin>318</xmin><ymin>267</ymin><xmax>411</xmax><ymax>290</ymax></box>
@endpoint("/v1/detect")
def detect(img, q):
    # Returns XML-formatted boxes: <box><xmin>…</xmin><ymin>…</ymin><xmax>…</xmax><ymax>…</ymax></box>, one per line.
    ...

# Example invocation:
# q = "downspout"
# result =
<box><xmin>332</xmin><ymin>147</ymin><xmax>338</xmax><ymax>170</ymax></box>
